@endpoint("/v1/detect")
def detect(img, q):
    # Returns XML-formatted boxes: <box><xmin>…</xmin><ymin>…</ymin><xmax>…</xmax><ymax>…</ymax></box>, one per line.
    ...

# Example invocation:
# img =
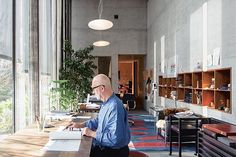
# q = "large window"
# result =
<box><xmin>15</xmin><ymin>0</ymin><xmax>30</xmax><ymax>131</ymax></box>
<box><xmin>0</xmin><ymin>0</ymin><xmax>14</xmax><ymax>136</ymax></box>
<box><xmin>0</xmin><ymin>0</ymin><xmax>55</xmax><ymax>137</ymax></box>
<box><xmin>39</xmin><ymin>0</ymin><xmax>53</xmax><ymax>116</ymax></box>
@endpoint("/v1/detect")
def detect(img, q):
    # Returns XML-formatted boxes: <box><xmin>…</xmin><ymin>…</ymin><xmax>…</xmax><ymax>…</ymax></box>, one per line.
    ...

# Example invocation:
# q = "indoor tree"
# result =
<box><xmin>50</xmin><ymin>40</ymin><xmax>97</xmax><ymax>111</ymax></box>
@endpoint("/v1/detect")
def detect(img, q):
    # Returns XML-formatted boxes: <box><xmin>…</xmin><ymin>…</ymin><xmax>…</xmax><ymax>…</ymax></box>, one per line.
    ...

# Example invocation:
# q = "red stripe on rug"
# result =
<box><xmin>130</xmin><ymin>127</ymin><xmax>148</xmax><ymax>130</ymax></box>
<box><xmin>131</xmin><ymin>132</ymin><xmax>146</xmax><ymax>135</ymax></box>
<box><xmin>133</xmin><ymin>142</ymin><xmax>166</xmax><ymax>147</ymax></box>
<box><xmin>133</xmin><ymin>120</ymin><xmax>144</xmax><ymax>125</ymax></box>
<box><xmin>138</xmin><ymin>135</ymin><xmax>157</xmax><ymax>140</ymax></box>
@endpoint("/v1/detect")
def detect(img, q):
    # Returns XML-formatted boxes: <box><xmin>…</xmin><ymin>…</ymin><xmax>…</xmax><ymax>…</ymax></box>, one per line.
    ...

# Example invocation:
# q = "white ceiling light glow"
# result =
<box><xmin>88</xmin><ymin>19</ymin><xmax>113</xmax><ymax>31</ymax></box>
<box><xmin>88</xmin><ymin>0</ymin><xmax>113</xmax><ymax>30</ymax></box>
<box><xmin>93</xmin><ymin>40</ymin><xmax>110</xmax><ymax>47</ymax></box>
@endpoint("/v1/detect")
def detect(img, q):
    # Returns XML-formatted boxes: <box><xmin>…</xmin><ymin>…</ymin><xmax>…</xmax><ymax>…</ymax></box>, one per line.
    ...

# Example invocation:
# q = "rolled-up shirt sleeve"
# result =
<box><xmin>85</xmin><ymin>116</ymin><xmax>98</xmax><ymax>130</ymax></box>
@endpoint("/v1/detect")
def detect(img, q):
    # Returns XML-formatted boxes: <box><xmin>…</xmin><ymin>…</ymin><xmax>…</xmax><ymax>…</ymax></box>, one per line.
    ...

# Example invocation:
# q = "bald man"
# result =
<box><xmin>68</xmin><ymin>74</ymin><xmax>130</xmax><ymax>157</ymax></box>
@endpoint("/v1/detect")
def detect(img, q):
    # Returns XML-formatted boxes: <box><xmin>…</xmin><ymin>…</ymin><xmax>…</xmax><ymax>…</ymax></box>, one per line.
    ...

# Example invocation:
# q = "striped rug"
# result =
<box><xmin>128</xmin><ymin>114</ymin><xmax>194</xmax><ymax>152</ymax></box>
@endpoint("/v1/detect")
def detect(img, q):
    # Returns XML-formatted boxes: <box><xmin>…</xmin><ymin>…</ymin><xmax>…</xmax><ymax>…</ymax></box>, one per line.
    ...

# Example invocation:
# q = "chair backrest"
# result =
<box><xmin>127</xmin><ymin>100</ymin><xmax>136</xmax><ymax>110</ymax></box>
<box><xmin>115</xmin><ymin>93</ymin><xmax>121</xmax><ymax>99</ymax></box>
<box><xmin>129</xmin><ymin>151</ymin><xmax>149</xmax><ymax>157</ymax></box>
<box><xmin>122</xmin><ymin>93</ymin><xmax>136</xmax><ymax>110</ymax></box>
<box><xmin>122</xmin><ymin>93</ymin><xmax>135</xmax><ymax>102</ymax></box>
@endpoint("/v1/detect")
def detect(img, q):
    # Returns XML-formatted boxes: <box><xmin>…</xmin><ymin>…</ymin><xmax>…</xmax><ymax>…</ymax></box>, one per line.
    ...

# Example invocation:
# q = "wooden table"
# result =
<box><xmin>203</xmin><ymin>124</ymin><xmax>236</xmax><ymax>136</ymax></box>
<box><xmin>78</xmin><ymin>107</ymin><xmax>100</xmax><ymax>113</ymax></box>
<box><xmin>0</xmin><ymin>114</ymin><xmax>95</xmax><ymax>157</ymax></box>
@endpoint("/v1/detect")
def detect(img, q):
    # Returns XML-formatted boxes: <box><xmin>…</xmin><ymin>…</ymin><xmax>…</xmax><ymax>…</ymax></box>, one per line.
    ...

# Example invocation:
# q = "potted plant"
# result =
<box><xmin>50</xmin><ymin>40</ymin><xmax>97</xmax><ymax>111</ymax></box>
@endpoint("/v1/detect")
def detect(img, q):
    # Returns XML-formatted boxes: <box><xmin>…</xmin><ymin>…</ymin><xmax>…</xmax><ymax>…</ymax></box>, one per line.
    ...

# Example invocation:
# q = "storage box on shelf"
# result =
<box><xmin>158</xmin><ymin>67</ymin><xmax>231</xmax><ymax>113</ymax></box>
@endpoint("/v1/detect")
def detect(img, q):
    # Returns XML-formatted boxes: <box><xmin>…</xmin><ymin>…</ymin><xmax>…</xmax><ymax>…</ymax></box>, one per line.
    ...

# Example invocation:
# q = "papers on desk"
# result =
<box><xmin>86</xmin><ymin>103</ymin><xmax>100</xmax><ymax>109</ymax></box>
<box><xmin>175</xmin><ymin>111</ymin><xmax>193</xmax><ymax>116</ymax></box>
<box><xmin>73</xmin><ymin>115</ymin><xmax>91</xmax><ymax>119</ymax></box>
<box><xmin>46</xmin><ymin>111</ymin><xmax>72</xmax><ymax>119</ymax></box>
<box><xmin>43</xmin><ymin>139</ymin><xmax>81</xmax><ymax>151</ymax></box>
<box><xmin>43</xmin><ymin>127</ymin><xmax>82</xmax><ymax>151</ymax></box>
<box><xmin>49</xmin><ymin>130</ymin><xmax>82</xmax><ymax>140</ymax></box>
<box><xmin>46</xmin><ymin>111</ymin><xmax>92</xmax><ymax>119</ymax></box>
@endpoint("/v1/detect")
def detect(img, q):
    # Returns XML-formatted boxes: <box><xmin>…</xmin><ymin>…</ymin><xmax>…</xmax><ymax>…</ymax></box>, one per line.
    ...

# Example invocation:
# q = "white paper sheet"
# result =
<box><xmin>74</xmin><ymin>116</ymin><xmax>91</xmax><ymax>119</ymax></box>
<box><xmin>43</xmin><ymin>139</ymin><xmax>81</xmax><ymax>151</ymax></box>
<box><xmin>86</xmin><ymin>103</ymin><xmax>100</xmax><ymax>109</ymax></box>
<box><xmin>43</xmin><ymin>128</ymin><xmax>82</xmax><ymax>151</ymax></box>
<box><xmin>49</xmin><ymin>130</ymin><xmax>82</xmax><ymax>140</ymax></box>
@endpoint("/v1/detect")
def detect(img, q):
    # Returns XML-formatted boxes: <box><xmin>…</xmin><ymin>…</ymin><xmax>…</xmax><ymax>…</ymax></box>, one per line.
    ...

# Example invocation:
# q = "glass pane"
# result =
<box><xmin>0</xmin><ymin>0</ymin><xmax>13</xmax><ymax>138</ymax></box>
<box><xmin>0</xmin><ymin>0</ymin><xmax>13</xmax><ymax>57</ymax></box>
<box><xmin>15</xmin><ymin>0</ymin><xmax>30</xmax><ymax>131</ymax></box>
<box><xmin>39</xmin><ymin>0</ymin><xmax>52</xmax><ymax>116</ymax></box>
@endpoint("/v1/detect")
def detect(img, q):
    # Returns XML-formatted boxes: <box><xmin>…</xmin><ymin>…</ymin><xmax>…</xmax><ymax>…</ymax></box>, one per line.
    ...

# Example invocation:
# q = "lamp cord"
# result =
<box><xmin>98</xmin><ymin>0</ymin><xmax>103</xmax><ymax>19</ymax></box>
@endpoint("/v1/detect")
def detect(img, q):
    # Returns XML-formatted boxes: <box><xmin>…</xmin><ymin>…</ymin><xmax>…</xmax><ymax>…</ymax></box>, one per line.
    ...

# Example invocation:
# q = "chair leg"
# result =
<box><xmin>169</xmin><ymin>131</ymin><xmax>172</xmax><ymax>155</ymax></box>
<box><xmin>178</xmin><ymin>132</ymin><xmax>182</xmax><ymax>157</ymax></box>
<box><xmin>195</xmin><ymin>131</ymin><xmax>198</xmax><ymax>155</ymax></box>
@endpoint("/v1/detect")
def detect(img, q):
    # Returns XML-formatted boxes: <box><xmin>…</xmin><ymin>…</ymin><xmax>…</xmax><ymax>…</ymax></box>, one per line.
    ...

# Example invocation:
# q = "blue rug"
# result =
<box><xmin>128</xmin><ymin>114</ymin><xmax>194</xmax><ymax>152</ymax></box>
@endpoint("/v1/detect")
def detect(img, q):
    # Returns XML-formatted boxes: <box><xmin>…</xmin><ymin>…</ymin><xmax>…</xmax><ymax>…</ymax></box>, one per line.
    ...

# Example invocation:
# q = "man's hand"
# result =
<box><xmin>65</xmin><ymin>121</ymin><xmax>84</xmax><ymax>131</ymax></box>
<box><xmin>82</xmin><ymin>127</ymin><xmax>96</xmax><ymax>138</ymax></box>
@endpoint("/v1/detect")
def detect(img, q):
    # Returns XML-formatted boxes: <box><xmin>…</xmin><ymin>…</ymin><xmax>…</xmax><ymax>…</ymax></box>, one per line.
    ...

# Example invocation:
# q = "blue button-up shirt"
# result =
<box><xmin>85</xmin><ymin>93</ymin><xmax>131</xmax><ymax>149</ymax></box>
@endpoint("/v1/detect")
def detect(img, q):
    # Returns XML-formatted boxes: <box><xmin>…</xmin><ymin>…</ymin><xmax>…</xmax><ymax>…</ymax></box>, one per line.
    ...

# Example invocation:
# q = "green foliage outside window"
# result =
<box><xmin>0</xmin><ymin>99</ymin><xmax>13</xmax><ymax>134</ymax></box>
<box><xmin>48</xmin><ymin>80</ymin><xmax>77</xmax><ymax>111</ymax></box>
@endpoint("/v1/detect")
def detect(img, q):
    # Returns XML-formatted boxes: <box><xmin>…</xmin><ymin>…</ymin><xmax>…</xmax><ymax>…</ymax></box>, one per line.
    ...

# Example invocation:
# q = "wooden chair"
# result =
<box><xmin>129</xmin><ymin>151</ymin><xmax>149</xmax><ymax>157</ymax></box>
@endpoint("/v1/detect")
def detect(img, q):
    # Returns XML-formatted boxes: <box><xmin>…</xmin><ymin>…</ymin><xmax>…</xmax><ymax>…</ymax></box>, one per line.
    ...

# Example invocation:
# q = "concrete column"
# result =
<box><xmin>29</xmin><ymin>0</ymin><xmax>39</xmax><ymax>122</ymax></box>
<box><xmin>52</xmin><ymin>0</ymin><xmax>57</xmax><ymax>81</ymax></box>
<box><xmin>111</xmin><ymin>54</ymin><xmax>119</xmax><ymax>93</ymax></box>
<box><xmin>56</xmin><ymin>0</ymin><xmax>62</xmax><ymax>81</ymax></box>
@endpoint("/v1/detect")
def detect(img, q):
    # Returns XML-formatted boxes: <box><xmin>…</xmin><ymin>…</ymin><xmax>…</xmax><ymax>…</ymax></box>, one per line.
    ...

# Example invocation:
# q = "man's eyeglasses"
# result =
<box><xmin>92</xmin><ymin>85</ymin><xmax>105</xmax><ymax>91</ymax></box>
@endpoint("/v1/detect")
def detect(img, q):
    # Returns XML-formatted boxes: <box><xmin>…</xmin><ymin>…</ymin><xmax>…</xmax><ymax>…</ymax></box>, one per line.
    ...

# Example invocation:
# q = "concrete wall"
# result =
<box><xmin>71</xmin><ymin>0</ymin><xmax>147</xmax><ymax>92</ymax></box>
<box><xmin>147</xmin><ymin>0</ymin><xmax>236</xmax><ymax>124</ymax></box>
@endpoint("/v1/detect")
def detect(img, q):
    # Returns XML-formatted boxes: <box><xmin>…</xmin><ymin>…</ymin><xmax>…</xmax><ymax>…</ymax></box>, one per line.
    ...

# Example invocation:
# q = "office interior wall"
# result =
<box><xmin>147</xmin><ymin>0</ymin><xmax>236</xmax><ymax>124</ymax></box>
<box><xmin>71</xmin><ymin>0</ymin><xmax>147</xmax><ymax>92</ymax></box>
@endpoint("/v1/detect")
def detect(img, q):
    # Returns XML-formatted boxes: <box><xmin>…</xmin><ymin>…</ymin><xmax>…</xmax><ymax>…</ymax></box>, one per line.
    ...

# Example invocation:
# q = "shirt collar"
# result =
<box><xmin>101</xmin><ymin>93</ymin><xmax>115</xmax><ymax>106</ymax></box>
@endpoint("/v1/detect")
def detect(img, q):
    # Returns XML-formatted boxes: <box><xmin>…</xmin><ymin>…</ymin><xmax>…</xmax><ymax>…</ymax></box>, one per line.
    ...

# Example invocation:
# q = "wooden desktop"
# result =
<box><xmin>202</xmin><ymin>123</ymin><xmax>236</xmax><ymax>136</ymax></box>
<box><xmin>0</xmin><ymin>114</ymin><xmax>94</xmax><ymax>157</ymax></box>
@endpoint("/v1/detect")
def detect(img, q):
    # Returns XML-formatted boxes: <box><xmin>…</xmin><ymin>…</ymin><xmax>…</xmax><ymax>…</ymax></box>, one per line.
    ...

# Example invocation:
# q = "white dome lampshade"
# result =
<box><xmin>93</xmin><ymin>40</ymin><xmax>110</xmax><ymax>47</ymax></box>
<box><xmin>88</xmin><ymin>19</ymin><xmax>113</xmax><ymax>31</ymax></box>
<box><xmin>88</xmin><ymin>0</ymin><xmax>113</xmax><ymax>31</ymax></box>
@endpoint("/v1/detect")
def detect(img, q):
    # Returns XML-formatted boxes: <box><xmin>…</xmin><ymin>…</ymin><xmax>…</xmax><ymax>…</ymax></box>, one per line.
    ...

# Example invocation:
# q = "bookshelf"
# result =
<box><xmin>158</xmin><ymin>68</ymin><xmax>231</xmax><ymax>113</ymax></box>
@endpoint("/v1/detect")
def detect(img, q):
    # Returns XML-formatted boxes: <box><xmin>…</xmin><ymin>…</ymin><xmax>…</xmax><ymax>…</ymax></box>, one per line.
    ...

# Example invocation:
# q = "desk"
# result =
<box><xmin>0</xmin><ymin>113</ymin><xmax>95</xmax><ymax>157</ymax></box>
<box><xmin>198</xmin><ymin>130</ymin><xmax>236</xmax><ymax>157</ymax></box>
<box><xmin>202</xmin><ymin>124</ymin><xmax>236</xmax><ymax>136</ymax></box>
<box><xmin>169</xmin><ymin>114</ymin><xmax>207</xmax><ymax>157</ymax></box>
<box><xmin>78</xmin><ymin>103</ymin><xmax>100</xmax><ymax>113</ymax></box>
<box><xmin>78</xmin><ymin>107</ymin><xmax>100</xmax><ymax>113</ymax></box>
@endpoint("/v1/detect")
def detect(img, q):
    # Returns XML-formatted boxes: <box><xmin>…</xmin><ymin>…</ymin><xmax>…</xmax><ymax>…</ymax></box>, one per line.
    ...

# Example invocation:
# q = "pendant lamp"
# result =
<box><xmin>88</xmin><ymin>0</ymin><xmax>113</xmax><ymax>30</ymax></box>
<box><xmin>93</xmin><ymin>40</ymin><xmax>110</xmax><ymax>47</ymax></box>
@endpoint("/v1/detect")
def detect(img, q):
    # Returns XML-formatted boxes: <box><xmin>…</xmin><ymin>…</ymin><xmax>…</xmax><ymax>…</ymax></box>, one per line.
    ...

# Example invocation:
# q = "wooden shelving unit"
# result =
<box><xmin>158</xmin><ymin>67</ymin><xmax>231</xmax><ymax>113</ymax></box>
<box><xmin>158</xmin><ymin>76</ymin><xmax>177</xmax><ymax>99</ymax></box>
<box><xmin>192</xmin><ymin>72</ymin><xmax>202</xmax><ymax>89</ymax></box>
<box><xmin>184</xmin><ymin>73</ymin><xmax>192</xmax><ymax>88</ymax></box>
